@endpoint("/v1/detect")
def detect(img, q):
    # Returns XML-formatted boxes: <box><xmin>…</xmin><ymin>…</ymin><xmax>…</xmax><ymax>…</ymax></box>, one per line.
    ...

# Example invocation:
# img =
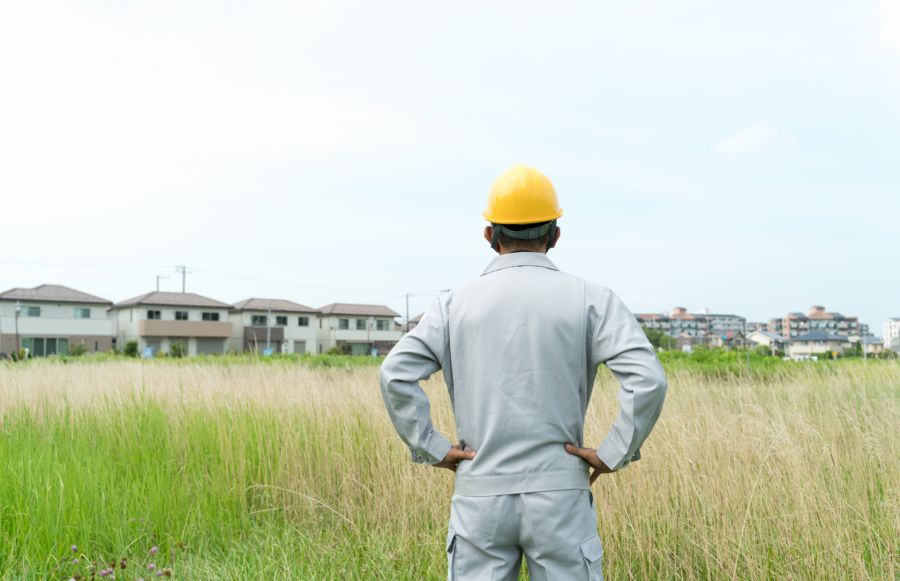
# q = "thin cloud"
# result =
<box><xmin>714</xmin><ymin>123</ymin><xmax>794</xmax><ymax>158</ymax></box>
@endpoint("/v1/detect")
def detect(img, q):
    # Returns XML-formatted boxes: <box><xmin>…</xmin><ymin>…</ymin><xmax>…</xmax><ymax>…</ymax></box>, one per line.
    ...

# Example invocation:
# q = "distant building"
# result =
<box><xmin>230</xmin><ymin>298</ymin><xmax>319</xmax><ymax>354</ymax></box>
<box><xmin>316</xmin><ymin>303</ymin><xmax>403</xmax><ymax>355</ymax></box>
<box><xmin>0</xmin><ymin>284</ymin><xmax>115</xmax><ymax>356</ymax></box>
<box><xmin>769</xmin><ymin>305</ymin><xmax>860</xmax><ymax>339</ymax></box>
<box><xmin>402</xmin><ymin>312</ymin><xmax>424</xmax><ymax>332</ymax></box>
<box><xmin>859</xmin><ymin>336</ymin><xmax>884</xmax><ymax>356</ymax></box>
<box><xmin>636</xmin><ymin>307</ymin><xmax>746</xmax><ymax>339</ymax></box>
<box><xmin>883</xmin><ymin>318</ymin><xmax>900</xmax><ymax>352</ymax></box>
<box><xmin>111</xmin><ymin>292</ymin><xmax>233</xmax><ymax>356</ymax></box>
<box><xmin>787</xmin><ymin>331</ymin><xmax>850</xmax><ymax>359</ymax></box>
<box><xmin>748</xmin><ymin>331</ymin><xmax>785</xmax><ymax>351</ymax></box>
<box><xmin>745</xmin><ymin>321</ymin><xmax>768</xmax><ymax>334</ymax></box>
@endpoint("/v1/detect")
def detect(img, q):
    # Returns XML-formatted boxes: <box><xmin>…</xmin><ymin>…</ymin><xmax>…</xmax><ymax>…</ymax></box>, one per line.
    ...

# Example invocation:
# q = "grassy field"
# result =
<box><xmin>0</xmin><ymin>357</ymin><xmax>897</xmax><ymax>580</ymax></box>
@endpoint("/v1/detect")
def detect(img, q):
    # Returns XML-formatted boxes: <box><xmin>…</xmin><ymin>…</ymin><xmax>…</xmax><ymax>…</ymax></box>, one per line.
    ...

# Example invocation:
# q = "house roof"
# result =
<box><xmin>113</xmin><ymin>291</ymin><xmax>231</xmax><ymax>309</ymax></box>
<box><xmin>791</xmin><ymin>331</ymin><xmax>849</xmax><ymax>342</ymax></box>
<box><xmin>409</xmin><ymin>313</ymin><xmax>424</xmax><ymax>324</ymax></box>
<box><xmin>317</xmin><ymin>303</ymin><xmax>401</xmax><ymax>317</ymax></box>
<box><xmin>0</xmin><ymin>284</ymin><xmax>112</xmax><ymax>305</ymax></box>
<box><xmin>750</xmin><ymin>331</ymin><xmax>784</xmax><ymax>341</ymax></box>
<box><xmin>862</xmin><ymin>336</ymin><xmax>883</xmax><ymax>344</ymax></box>
<box><xmin>231</xmin><ymin>298</ymin><xmax>317</xmax><ymax>313</ymax></box>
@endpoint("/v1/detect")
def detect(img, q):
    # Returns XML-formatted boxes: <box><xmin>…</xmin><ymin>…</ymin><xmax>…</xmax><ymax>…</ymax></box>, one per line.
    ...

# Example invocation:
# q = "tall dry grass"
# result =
<box><xmin>0</xmin><ymin>359</ymin><xmax>897</xmax><ymax>579</ymax></box>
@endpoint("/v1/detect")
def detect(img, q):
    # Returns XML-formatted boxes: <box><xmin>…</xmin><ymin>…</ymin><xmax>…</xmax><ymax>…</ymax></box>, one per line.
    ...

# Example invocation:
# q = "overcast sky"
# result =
<box><xmin>2</xmin><ymin>1</ymin><xmax>898</xmax><ymax>330</ymax></box>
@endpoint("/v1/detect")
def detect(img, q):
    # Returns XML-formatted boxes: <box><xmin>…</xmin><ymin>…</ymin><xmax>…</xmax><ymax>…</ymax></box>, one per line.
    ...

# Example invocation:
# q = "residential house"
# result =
<box><xmin>769</xmin><ymin>305</ymin><xmax>859</xmax><ymax>339</ymax></box>
<box><xmin>401</xmin><ymin>312</ymin><xmax>423</xmax><ymax>332</ymax></box>
<box><xmin>860</xmin><ymin>336</ymin><xmax>885</xmax><ymax>356</ymax></box>
<box><xmin>316</xmin><ymin>303</ymin><xmax>402</xmax><ymax>355</ymax></box>
<box><xmin>748</xmin><ymin>330</ymin><xmax>785</xmax><ymax>353</ymax></box>
<box><xmin>230</xmin><ymin>298</ymin><xmax>318</xmax><ymax>354</ymax></box>
<box><xmin>0</xmin><ymin>284</ymin><xmax>115</xmax><ymax>356</ymax></box>
<box><xmin>112</xmin><ymin>292</ymin><xmax>233</xmax><ymax>356</ymax></box>
<box><xmin>787</xmin><ymin>331</ymin><xmax>849</xmax><ymax>359</ymax></box>
<box><xmin>883</xmin><ymin>318</ymin><xmax>900</xmax><ymax>352</ymax></box>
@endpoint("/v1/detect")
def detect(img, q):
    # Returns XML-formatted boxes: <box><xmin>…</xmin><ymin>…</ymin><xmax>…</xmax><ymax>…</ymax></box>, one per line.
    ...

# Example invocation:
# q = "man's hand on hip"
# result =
<box><xmin>433</xmin><ymin>443</ymin><xmax>476</xmax><ymax>472</ymax></box>
<box><xmin>564</xmin><ymin>442</ymin><xmax>614</xmax><ymax>484</ymax></box>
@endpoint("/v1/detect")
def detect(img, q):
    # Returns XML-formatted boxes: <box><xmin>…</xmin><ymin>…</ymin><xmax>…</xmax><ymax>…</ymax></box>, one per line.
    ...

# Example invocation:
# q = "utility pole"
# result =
<box><xmin>14</xmin><ymin>301</ymin><xmax>21</xmax><ymax>357</ymax></box>
<box><xmin>405</xmin><ymin>294</ymin><xmax>410</xmax><ymax>332</ymax></box>
<box><xmin>156</xmin><ymin>274</ymin><xmax>170</xmax><ymax>292</ymax></box>
<box><xmin>266</xmin><ymin>302</ymin><xmax>272</xmax><ymax>352</ymax></box>
<box><xmin>175</xmin><ymin>265</ymin><xmax>191</xmax><ymax>292</ymax></box>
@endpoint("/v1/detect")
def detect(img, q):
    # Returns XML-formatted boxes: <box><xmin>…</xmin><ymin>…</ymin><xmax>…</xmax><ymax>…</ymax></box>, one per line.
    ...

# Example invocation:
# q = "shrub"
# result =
<box><xmin>169</xmin><ymin>342</ymin><xmax>186</xmax><ymax>358</ymax></box>
<box><xmin>69</xmin><ymin>343</ymin><xmax>88</xmax><ymax>357</ymax></box>
<box><xmin>124</xmin><ymin>341</ymin><xmax>139</xmax><ymax>358</ymax></box>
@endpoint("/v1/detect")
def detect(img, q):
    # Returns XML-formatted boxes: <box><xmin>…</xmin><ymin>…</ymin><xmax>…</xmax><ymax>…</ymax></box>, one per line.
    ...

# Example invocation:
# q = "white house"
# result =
<box><xmin>748</xmin><ymin>331</ymin><xmax>785</xmax><ymax>352</ymax></box>
<box><xmin>111</xmin><ymin>291</ymin><xmax>233</xmax><ymax>356</ymax></box>
<box><xmin>0</xmin><ymin>284</ymin><xmax>115</xmax><ymax>356</ymax></box>
<box><xmin>316</xmin><ymin>303</ymin><xmax>402</xmax><ymax>355</ymax></box>
<box><xmin>787</xmin><ymin>331</ymin><xmax>850</xmax><ymax>359</ymax></box>
<box><xmin>883</xmin><ymin>318</ymin><xmax>900</xmax><ymax>352</ymax></box>
<box><xmin>230</xmin><ymin>298</ymin><xmax>319</xmax><ymax>354</ymax></box>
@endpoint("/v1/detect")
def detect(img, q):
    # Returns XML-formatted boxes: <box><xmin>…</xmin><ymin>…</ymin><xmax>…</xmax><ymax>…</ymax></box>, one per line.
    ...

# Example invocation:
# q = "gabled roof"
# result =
<box><xmin>231</xmin><ymin>298</ymin><xmax>317</xmax><ymax>313</ymax></box>
<box><xmin>0</xmin><ymin>284</ymin><xmax>112</xmax><ymax>305</ymax></box>
<box><xmin>750</xmin><ymin>331</ymin><xmax>784</xmax><ymax>341</ymax></box>
<box><xmin>113</xmin><ymin>291</ymin><xmax>230</xmax><ymax>309</ymax></box>
<box><xmin>791</xmin><ymin>331</ymin><xmax>848</xmax><ymax>342</ymax></box>
<box><xmin>317</xmin><ymin>303</ymin><xmax>400</xmax><ymax>317</ymax></box>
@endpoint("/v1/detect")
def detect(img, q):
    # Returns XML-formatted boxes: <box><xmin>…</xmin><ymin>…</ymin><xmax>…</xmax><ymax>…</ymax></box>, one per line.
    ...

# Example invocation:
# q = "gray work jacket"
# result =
<box><xmin>379</xmin><ymin>252</ymin><xmax>667</xmax><ymax>496</ymax></box>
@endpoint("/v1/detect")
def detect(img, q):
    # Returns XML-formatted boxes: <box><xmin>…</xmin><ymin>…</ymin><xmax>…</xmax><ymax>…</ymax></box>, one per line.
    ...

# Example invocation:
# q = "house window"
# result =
<box><xmin>202</xmin><ymin>312</ymin><xmax>220</xmax><ymax>321</ymax></box>
<box><xmin>298</xmin><ymin>316</ymin><xmax>309</xmax><ymax>327</ymax></box>
<box><xmin>24</xmin><ymin>306</ymin><xmax>41</xmax><ymax>317</ymax></box>
<box><xmin>74</xmin><ymin>308</ymin><xmax>91</xmax><ymax>319</ymax></box>
<box><xmin>276</xmin><ymin>316</ymin><xmax>288</xmax><ymax>326</ymax></box>
<box><xmin>251</xmin><ymin>315</ymin><xmax>267</xmax><ymax>326</ymax></box>
<box><xmin>147</xmin><ymin>310</ymin><xmax>161</xmax><ymax>320</ymax></box>
<box><xmin>356</xmin><ymin>319</ymin><xmax>366</xmax><ymax>330</ymax></box>
<box><xmin>175</xmin><ymin>311</ymin><xmax>189</xmax><ymax>321</ymax></box>
<box><xmin>339</xmin><ymin>319</ymin><xmax>349</xmax><ymax>330</ymax></box>
<box><xmin>376</xmin><ymin>319</ymin><xmax>390</xmax><ymax>331</ymax></box>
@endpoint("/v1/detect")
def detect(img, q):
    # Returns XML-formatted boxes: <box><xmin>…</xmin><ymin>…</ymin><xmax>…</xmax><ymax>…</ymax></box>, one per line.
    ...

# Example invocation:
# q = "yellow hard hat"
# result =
<box><xmin>483</xmin><ymin>165</ymin><xmax>563</xmax><ymax>224</ymax></box>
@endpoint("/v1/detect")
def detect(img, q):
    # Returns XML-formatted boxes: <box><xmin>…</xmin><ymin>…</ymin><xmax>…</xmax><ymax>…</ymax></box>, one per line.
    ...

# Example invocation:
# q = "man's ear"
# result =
<box><xmin>549</xmin><ymin>227</ymin><xmax>561</xmax><ymax>249</ymax></box>
<box><xmin>484</xmin><ymin>226</ymin><xmax>501</xmax><ymax>254</ymax></box>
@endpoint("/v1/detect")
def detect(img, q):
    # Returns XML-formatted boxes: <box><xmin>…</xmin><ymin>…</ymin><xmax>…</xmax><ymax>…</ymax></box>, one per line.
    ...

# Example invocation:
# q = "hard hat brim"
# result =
<box><xmin>483</xmin><ymin>209</ymin><xmax>563</xmax><ymax>225</ymax></box>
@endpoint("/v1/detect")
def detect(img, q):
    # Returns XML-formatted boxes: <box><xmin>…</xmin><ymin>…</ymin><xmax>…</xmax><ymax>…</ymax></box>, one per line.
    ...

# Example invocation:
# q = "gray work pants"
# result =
<box><xmin>445</xmin><ymin>489</ymin><xmax>603</xmax><ymax>580</ymax></box>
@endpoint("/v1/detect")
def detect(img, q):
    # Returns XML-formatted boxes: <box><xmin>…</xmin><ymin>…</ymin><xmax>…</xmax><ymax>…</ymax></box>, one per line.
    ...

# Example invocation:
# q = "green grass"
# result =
<box><xmin>0</xmin><ymin>359</ymin><xmax>897</xmax><ymax>579</ymax></box>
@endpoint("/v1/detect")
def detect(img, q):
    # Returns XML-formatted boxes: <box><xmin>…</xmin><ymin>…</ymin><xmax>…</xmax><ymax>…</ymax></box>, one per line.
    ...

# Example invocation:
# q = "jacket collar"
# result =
<box><xmin>481</xmin><ymin>252</ymin><xmax>560</xmax><ymax>276</ymax></box>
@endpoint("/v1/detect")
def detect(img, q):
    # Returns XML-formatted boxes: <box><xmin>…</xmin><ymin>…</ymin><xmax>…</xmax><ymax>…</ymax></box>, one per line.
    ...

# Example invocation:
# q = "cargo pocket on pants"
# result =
<box><xmin>446</xmin><ymin>528</ymin><xmax>458</xmax><ymax>581</ymax></box>
<box><xmin>579</xmin><ymin>533</ymin><xmax>604</xmax><ymax>580</ymax></box>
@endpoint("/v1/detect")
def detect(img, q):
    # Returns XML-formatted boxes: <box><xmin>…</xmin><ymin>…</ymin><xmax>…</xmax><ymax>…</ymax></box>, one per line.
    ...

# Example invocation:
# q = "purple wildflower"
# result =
<box><xmin>99</xmin><ymin>570</ymin><xmax>109</xmax><ymax>577</ymax></box>
<box><xmin>71</xmin><ymin>544</ymin><xmax>78</xmax><ymax>553</ymax></box>
<box><xmin>72</xmin><ymin>558</ymin><xmax>79</xmax><ymax>565</ymax></box>
<box><xmin>147</xmin><ymin>562</ymin><xmax>156</xmax><ymax>571</ymax></box>
<box><xmin>149</xmin><ymin>546</ymin><xmax>159</xmax><ymax>555</ymax></box>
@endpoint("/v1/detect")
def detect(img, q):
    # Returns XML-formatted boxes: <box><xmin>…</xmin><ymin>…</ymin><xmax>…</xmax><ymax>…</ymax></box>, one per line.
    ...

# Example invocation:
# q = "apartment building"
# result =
<box><xmin>636</xmin><ymin>307</ymin><xmax>746</xmax><ymax>338</ymax></box>
<box><xmin>0</xmin><ymin>284</ymin><xmax>115</xmax><ymax>356</ymax></box>
<box><xmin>884</xmin><ymin>318</ymin><xmax>900</xmax><ymax>352</ymax></box>
<box><xmin>230</xmin><ymin>298</ymin><xmax>318</xmax><ymax>354</ymax></box>
<box><xmin>112</xmin><ymin>291</ymin><xmax>233</xmax><ymax>356</ymax></box>
<box><xmin>316</xmin><ymin>303</ymin><xmax>402</xmax><ymax>355</ymax></box>
<box><xmin>768</xmin><ymin>305</ymin><xmax>859</xmax><ymax>339</ymax></box>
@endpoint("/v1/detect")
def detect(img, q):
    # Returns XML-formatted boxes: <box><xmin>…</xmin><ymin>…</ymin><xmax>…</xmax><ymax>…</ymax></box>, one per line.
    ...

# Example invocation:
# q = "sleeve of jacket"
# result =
<box><xmin>587</xmin><ymin>285</ymin><xmax>668</xmax><ymax>471</ymax></box>
<box><xmin>379</xmin><ymin>299</ymin><xmax>454</xmax><ymax>465</ymax></box>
